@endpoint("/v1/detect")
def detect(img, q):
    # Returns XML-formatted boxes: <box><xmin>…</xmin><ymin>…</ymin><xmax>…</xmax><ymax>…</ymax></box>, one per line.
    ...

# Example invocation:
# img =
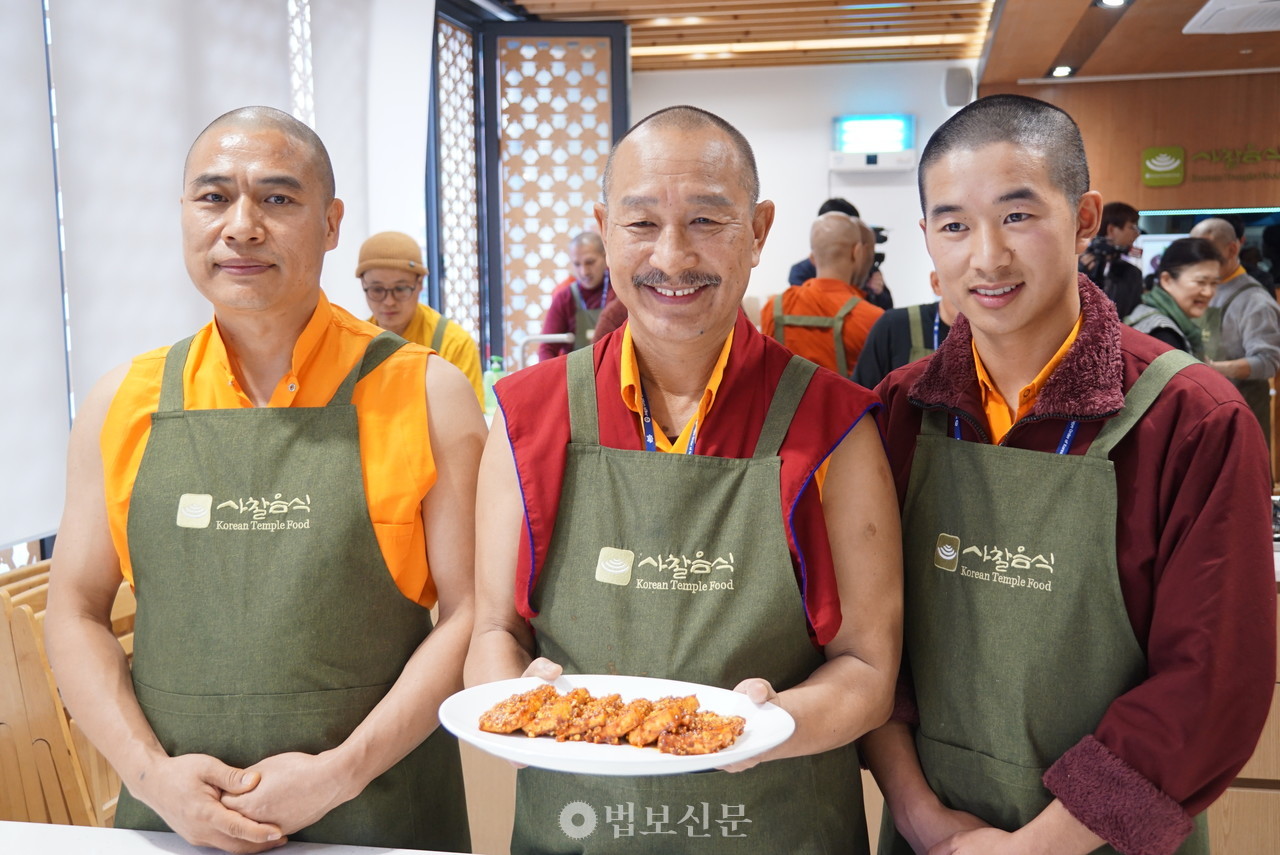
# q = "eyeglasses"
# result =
<box><xmin>363</xmin><ymin>285</ymin><xmax>416</xmax><ymax>301</ymax></box>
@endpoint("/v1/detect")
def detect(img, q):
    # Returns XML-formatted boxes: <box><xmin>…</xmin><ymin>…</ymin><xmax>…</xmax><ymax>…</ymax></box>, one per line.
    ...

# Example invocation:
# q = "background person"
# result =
<box><xmin>761</xmin><ymin>211</ymin><xmax>885</xmax><ymax>377</ymax></box>
<box><xmin>1124</xmin><ymin>237</ymin><xmax>1221</xmax><ymax>357</ymax></box>
<box><xmin>468</xmin><ymin>105</ymin><xmax>902</xmax><ymax>854</ymax></box>
<box><xmin>862</xmin><ymin>94</ymin><xmax>1274</xmax><ymax>855</ymax></box>
<box><xmin>1190</xmin><ymin>216</ymin><xmax>1280</xmax><ymax>446</ymax></box>
<box><xmin>787</xmin><ymin>196</ymin><xmax>860</xmax><ymax>285</ymax></box>
<box><xmin>357</xmin><ymin>230</ymin><xmax>483</xmax><ymax>404</ymax></box>
<box><xmin>1078</xmin><ymin>201</ymin><xmax>1144</xmax><ymax>320</ymax></box>
<box><xmin>44</xmin><ymin>107</ymin><xmax>482</xmax><ymax>853</ymax></box>
<box><xmin>851</xmin><ymin>271</ymin><xmax>955</xmax><ymax>389</ymax></box>
<box><xmin>538</xmin><ymin>231</ymin><xmax>613</xmax><ymax>361</ymax></box>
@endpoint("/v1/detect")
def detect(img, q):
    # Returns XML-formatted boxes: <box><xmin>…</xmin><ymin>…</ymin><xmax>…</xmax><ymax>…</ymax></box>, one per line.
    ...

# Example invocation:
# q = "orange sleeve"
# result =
<box><xmin>352</xmin><ymin>344</ymin><xmax>438</xmax><ymax>607</ymax></box>
<box><xmin>100</xmin><ymin>348</ymin><xmax>170</xmax><ymax>587</ymax></box>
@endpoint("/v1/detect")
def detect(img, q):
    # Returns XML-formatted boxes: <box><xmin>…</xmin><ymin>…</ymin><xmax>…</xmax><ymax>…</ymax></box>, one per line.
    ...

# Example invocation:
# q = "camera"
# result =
<box><xmin>1086</xmin><ymin>235</ymin><xmax>1124</xmax><ymax>265</ymax></box>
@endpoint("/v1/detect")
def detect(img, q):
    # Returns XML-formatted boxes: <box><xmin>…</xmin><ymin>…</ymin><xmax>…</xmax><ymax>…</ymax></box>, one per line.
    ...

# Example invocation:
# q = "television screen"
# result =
<box><xmin>833</xmin><ymin>114</ymin><xmax>915</xmax><ymax>154</ymax></box>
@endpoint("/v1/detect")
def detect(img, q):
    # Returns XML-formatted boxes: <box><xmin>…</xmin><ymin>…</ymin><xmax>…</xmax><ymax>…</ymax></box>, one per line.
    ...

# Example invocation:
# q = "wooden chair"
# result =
<box><xmin>0</xmin><ymin>558</ymin><xmax>52</xmax><ymax>591</ymax></box>
<box><xmin>0</xmin><ymin>591</ymin><xmax>48</xmax><ymax>822</ymax></box>
<box><xmin>2</xmin><ymin>580</ymin><xmax>133</xmax><ymax>826</ymax></box>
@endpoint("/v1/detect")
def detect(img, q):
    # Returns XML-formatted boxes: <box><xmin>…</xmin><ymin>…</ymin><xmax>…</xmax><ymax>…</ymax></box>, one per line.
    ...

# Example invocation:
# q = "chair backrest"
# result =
<box><xmin>0</xmin><ymin>597</ymin><xmax>48</xmax><ymax>822</ymax></box>
<box><xmin>0</xmin><ymin>560</ymin><xmax>51</xmax><ymax>597</ymax></box>
<box><xmin>0</xmin><ymin>580</ymin><xmax>133</xmax><ymax>826</ymax></box>
<box><xmin>7</xmin><ymin>603</ymin><xmax>97</xmax><ymax>826</ymax></box>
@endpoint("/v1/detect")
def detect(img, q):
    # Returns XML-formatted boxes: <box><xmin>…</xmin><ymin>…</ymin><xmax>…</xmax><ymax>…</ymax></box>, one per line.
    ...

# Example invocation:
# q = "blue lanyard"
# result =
<box><xmin>641</xmin><ymin>384</ymin><xmax>697</xmax><ymax>454</ymax></box>
<box><xmin>574</xmin><ymin>276</ymin><xmax>609</xmax><ymax>311</ymax></box>
<box><xmin>951</xmin><ymin>415</ymin><xmax>1079</xmax><ymax>454</ymax></box>
<box><xmin>932</xmin><ymin>311</ymin><xmax>941</xmax><ymax>349</ymax></box>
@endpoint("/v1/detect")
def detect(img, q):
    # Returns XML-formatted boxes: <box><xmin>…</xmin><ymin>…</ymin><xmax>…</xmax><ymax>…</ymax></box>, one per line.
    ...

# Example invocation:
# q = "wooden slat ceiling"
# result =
<box><xmin>982</xmin><ymin>0</ymin><xmax>1280</xmax><ymax>84</ymax></box>
<box><xmin>517</xmin><ymin>0</ymin><xmax>995</xmax><ymax>72</ymax></box>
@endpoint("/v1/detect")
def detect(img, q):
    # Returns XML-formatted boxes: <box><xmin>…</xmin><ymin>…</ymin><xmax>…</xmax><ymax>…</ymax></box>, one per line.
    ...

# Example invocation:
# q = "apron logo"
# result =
<box><xmin>595</xmin><ymin>547</ymin><xmax>634</xmax><ymax>586</ymax></box>
<box><xmin>559</xmin><ymin>801</ymin><xmax>598</xmax><ymax>840</ymax></box>
<box><xmin>175</xmin><ymin>493</ymin><xmax>213</xmax><ymax>529</ymax></box>
<box><xmin>934</xmin><ymin>533</ymin><xmax>960</xmax><ymax>571</ymax></box>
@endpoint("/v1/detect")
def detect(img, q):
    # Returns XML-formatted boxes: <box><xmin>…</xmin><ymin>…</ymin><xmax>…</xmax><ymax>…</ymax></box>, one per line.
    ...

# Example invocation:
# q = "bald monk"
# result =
<box><xmin>44</xmin><ymin>106</ymin><xmax>481</xmax><ymax>853</ymax></box>
<box><xmin>761</xmin><ymin>212</ymin><xmax>885</xmax><ymax>377</ymax></box>
<box><xmin>1189</xmin><ymin>216</ymin><xmax>1280</xmax><ymax>445</ymax></box>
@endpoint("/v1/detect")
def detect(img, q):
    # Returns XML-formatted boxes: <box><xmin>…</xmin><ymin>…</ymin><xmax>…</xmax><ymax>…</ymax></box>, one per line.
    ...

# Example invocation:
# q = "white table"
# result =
<box><xmin>0</xmin><ymin>821</ymin><xmax>457</xmax><ymax>854</ymax></box>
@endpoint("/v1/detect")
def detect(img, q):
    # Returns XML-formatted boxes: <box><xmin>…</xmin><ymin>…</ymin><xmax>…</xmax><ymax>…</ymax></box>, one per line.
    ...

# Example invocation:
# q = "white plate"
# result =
<box><xmin>439</xmin><ymin>674</ymin><xmax>795</xmax><ymax>776</ymax></box>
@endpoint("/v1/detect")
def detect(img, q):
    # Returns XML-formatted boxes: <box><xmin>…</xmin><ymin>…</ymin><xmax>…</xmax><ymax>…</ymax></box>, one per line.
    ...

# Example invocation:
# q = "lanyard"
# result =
<box><xmin>933</xmin><ymin>311</ymin><xmax>941</xmax><ymax>350</ymax></box>
<box><xmin>641</xmin><ymin>384</ymin><xmax>697</xmax><ymax>454</ymax></box>
<box><xmin>951</xmin><ymin>415</ymin><xmax>1079</xmax><ymax>454</ymax></box>
<box><xmin>574</xmin><ymin>276</ymin><xmax>609</xmax><ymax>311</ymax></box>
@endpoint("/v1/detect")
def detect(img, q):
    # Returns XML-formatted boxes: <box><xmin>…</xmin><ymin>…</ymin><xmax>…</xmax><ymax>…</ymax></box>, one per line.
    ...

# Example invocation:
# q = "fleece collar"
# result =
<box><xmin>909</xmin><ymin>274</ymin><xmax>1125</xmax><ymax>419</ymax></box>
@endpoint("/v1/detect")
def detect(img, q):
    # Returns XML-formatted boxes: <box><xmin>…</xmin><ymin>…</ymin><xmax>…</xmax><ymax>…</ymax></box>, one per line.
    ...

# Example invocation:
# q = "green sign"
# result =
<box><xmin>1142</xmin><ymin>146</ymin><xmax>1185</xmax><ymax>187</ymax></box>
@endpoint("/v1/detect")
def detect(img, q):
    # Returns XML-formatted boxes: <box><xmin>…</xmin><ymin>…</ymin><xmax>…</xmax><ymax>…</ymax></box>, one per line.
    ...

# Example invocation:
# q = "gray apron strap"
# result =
<box><xmin>566</xmin><ymin>346</ymin><xmax>599</xmax><ymax>446</ymax></box>
<box><xmin>771</xmin><ymin>294</ymin><xmax>786</xmax><ymax>344</ymax></box>
<box><xmin>331</xmin><ymin>331</ymin><xmax>407</xmax><ymax>405</ymax></box>
<box><xmin>1086</xmin><ymin>349</ymin><xmax>1196</xmax><ymax>459</ymax></box>
<box><xmin>430</xmin><ymin>315</ymin><xmax>449</xmax><ymax>352</ymax></box>
<box><xmin>157</xmin><ymin>336</ymin><xmax>196</xmax><ymax>413</ymax></box>
<box><xmin>753</xmin><ymin>357</ymin><xmax>817</xmax><ymax>459</ymax></box>
<box><xmin>908</xmin><ymin>305</ymin><xmax>924</xmax><ymax>352</ymax></box>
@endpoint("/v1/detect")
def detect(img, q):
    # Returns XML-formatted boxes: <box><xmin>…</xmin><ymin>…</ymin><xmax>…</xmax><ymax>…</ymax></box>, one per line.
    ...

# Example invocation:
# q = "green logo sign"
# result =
<box><xmin>1142</xmin><ymin>146</ymin><xmax>1185</xmax><ymax>187</ymax></box>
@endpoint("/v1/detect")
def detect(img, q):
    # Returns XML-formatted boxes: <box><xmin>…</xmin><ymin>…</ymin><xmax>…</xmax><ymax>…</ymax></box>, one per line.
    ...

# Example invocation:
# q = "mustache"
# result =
<box><xmin>631</xmin><ymin>270</ymin><xmax>722</xmax><ymax>289</ymax></box>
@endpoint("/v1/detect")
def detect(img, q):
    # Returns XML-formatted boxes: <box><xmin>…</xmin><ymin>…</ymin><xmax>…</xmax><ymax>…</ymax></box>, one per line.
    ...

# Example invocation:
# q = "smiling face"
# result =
<box><xmin>1160</xmin><ymin>260</ymin><xmax>1219</xmax><ymax>319</ymax></box>
<box><xmin>181</xmin><ymin>122</ymin><xmax>342</xmax><ymax>319</ymax></box>
<box><xmin>594</xmin><ymin>123</ymin><xmax>774</xmax><ymax>348</ymax></box>
<box><xmin>920</xmin><ymin>141</ymin><xmax>1100</xmax><ymax>353</ymax></box>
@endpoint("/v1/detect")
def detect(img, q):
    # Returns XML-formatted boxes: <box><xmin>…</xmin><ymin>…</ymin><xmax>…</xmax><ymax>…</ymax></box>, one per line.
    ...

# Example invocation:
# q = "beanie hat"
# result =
<box><xmin>356</xmin><ymin>232</ymin><xmax>427</xmax><ymax>278</ymax></box>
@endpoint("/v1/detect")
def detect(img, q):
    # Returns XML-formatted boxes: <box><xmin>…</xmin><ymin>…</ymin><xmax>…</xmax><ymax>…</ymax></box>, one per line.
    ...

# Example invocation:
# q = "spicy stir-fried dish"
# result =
<box><xmin>478</xmin><ymin>685</ymin><xmax>746</xmax><ymax>756</ymax></box>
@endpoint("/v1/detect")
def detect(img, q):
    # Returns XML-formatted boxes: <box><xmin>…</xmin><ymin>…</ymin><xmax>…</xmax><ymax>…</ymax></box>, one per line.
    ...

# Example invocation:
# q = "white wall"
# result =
<box><xmin>632</xmin><ymin>60</ymin><xmax>976</xmax><ymax>310</ymax></box>
<box><xmin>318</xmin><ymin>0</ymin><xmax>436</xmax><ymax>317</ymax></box>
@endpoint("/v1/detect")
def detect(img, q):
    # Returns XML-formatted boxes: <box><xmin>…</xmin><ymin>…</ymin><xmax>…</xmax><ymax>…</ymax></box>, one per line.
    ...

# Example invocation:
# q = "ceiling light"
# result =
<box><xmin>1097</xmin><ymin>0</ymin><xmax>1128</xmax><ymax>6</ymax></box>
<box><xmin>630</xmin><ymin>33</ymin><xmax>972</xmax><ymax>58</ymax></box>
<box><xmin>1051</xmin><ymin>66</ymin><xmax>1075</xmax><ymax>77</ymax></box>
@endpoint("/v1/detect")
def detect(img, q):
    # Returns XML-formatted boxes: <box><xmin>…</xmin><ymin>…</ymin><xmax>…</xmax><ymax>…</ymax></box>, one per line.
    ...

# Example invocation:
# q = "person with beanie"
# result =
<box><xmin>358</xmin><ymin>231</ymin><xmax>483</xmax><ymax>403</ymax></box>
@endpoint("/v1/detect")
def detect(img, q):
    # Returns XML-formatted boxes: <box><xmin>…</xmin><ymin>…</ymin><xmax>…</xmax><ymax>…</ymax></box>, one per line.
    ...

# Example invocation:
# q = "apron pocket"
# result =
<box><xmin>916</xmin><ymin>733</ymin><xmax>1050</xmax><ymax>832</ymax></box>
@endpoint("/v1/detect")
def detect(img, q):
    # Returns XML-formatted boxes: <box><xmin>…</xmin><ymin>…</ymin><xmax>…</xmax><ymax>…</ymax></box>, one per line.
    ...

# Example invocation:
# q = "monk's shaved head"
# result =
<box><xmin>919</xmin><ymin>94</ymin><xmax>1088</xmax><ymax>211</ymax></box>
<box><xmin>603</xmin><ymin>105</ymin><xmax>759</xmax><ymax>206</ymax></box>
<box><xmin>186</xmin><ymin>106</ymin><xmax>335</xmax><ymax>201</ymax></box>
<box><xmin>1189</xmin><ymin>217</ymin><xmax>1237</xmax><ymax>249</ymax></box>
<box><xmin>809</xmin><ymin>213</ymin><xmax>862</xmax><ymax>268</ymax></box>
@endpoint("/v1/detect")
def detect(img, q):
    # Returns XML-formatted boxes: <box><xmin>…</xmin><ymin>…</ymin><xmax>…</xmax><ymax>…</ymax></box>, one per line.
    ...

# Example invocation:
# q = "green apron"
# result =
<box><xmin>572</xmin><ymin>282</ymin><xmax>604</xmax><ymax>351</ymax></box>
<box><xmin>1201</xmin><ymin>281</ymin><xmax>1271</xmax><ymax>442</ymax></box>
<box><xmin>772</xmin><ymin>292</ymin><xmax>863</xmax><ymax>377</ymax></box>
<box><xmin>878</xmin><ymin>349</ymin><xmax>1207</xmax><ymax>855</ymax></box>
<box><xmin>514</xmin><ymin>347</ymin><xmax>867</xmax><ymax>854</ymax></box>
<box><xmin>430</xmin><ymin>314</ymin><xmax>451</xmax><ymax>351</ymax></box>
<box><xmin>906</xmin><ymin>305</ymin><xmax>934</xmax><ymax>363</ymax></box>
<box><xmin>115</xmin><ymin>332</ymin><xmax>470</xmax><ymax>851</ymax></box>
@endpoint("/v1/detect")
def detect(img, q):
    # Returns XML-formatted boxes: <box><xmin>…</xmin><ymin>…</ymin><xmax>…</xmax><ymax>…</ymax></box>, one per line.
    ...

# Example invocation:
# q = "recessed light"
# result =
<box><xmin>1097</xmin><ymin>0</ymin><xmax>1127</xmax><ymax>7</ymax></box>
<box><xmin>1051</xmin><ymin>66</ymin><xmax>1074</xmax><ymax>77</ymax></box>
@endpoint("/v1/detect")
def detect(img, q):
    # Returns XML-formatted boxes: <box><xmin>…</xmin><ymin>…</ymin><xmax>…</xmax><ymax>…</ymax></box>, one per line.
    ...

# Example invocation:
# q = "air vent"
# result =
<box><xmin>1184</xmin><ymin>0</ymin><xmax>1280</xmax><ymax>33</ymax></box>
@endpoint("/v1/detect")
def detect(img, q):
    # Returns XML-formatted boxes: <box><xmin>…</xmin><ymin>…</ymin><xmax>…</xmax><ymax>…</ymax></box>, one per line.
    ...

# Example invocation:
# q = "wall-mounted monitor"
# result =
<box><xmin>833</xmin><ymin>113</ymin><xmax>915</xmax><ymax>154</ymax></box>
